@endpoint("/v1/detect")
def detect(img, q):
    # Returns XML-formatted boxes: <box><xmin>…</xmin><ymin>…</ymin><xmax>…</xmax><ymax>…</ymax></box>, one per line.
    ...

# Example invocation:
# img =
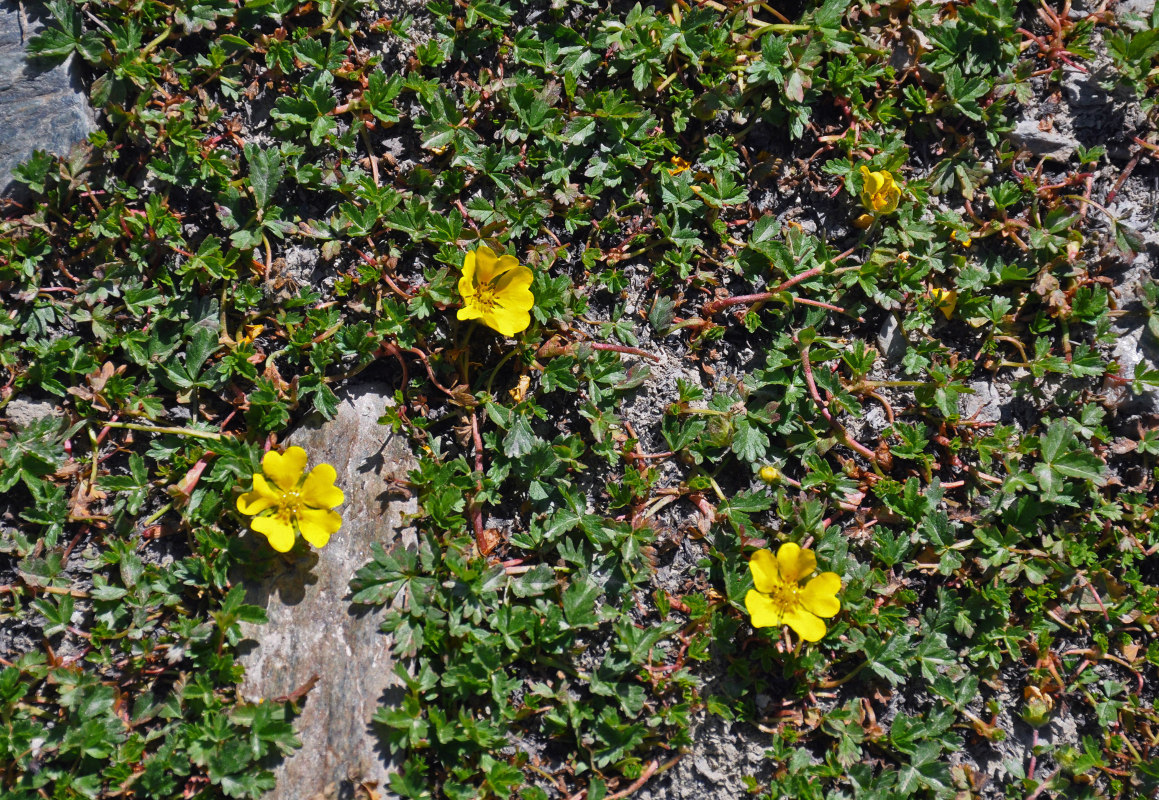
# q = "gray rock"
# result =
<box><xmin>961</xmin><ymin>381</ymin><xmax>1002</xmax><ymax>424</ymax></box>
<box><xmin>1107</xmin><ymin>324</ymin><xmax>1159</xmax><ymax>413</ymax></box>
<box><xmin>3</xmin><ymin>397</ymin><xmax>61</xmax><ymax>428</ymax></box>
<box><xmin>1007</xmin><ymin>118</ymin><xmax>1078</xmax><ymax>161</ymax></box>
<box><xmin>0</xmin><ymin>1</ymin><xmax>97</xmax><ymax>194</ymax></box>
<box><xmin>239</xmin><ymin>383</ymin><xmax>417</xmax><ymax>800</ymax></box>
<box><xmin>1115</xmin><ymin>0</ymin><xmax>1156</xmax><ymax>25</ymax></box>
<box><xmin>876</xmin><ymin>313</ymin><xmax>906</xmax><ymax>364</ymax></box>
<box><xmin>635</xmin><ymin>714</ymin><xmax>769</xmax><ymax>800</ymax></box>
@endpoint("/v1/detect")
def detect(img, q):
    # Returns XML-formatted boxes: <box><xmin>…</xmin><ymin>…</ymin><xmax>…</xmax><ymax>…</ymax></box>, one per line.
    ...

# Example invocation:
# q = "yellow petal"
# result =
<box><xmin>252</xmin><ymin>514</ymin><xmax>296</xmax><ymax>553</ymax></box>
<box><xmin>782</xmin><ymin>607</ymin><xmax>828</xmax><ymax>642</ymax></box>
<box><xmin>744</xmin><ymin>589</ymin><xmax>784</xmax><ymax>628</ymax></box>
<box><xmin>458</xmin><ymin>304</ymin><xmax>485</xmax><ymax>321</ymax></box>
<box><xmin>492</xmin><ymin>266</ymin><xmax>535</xmax><ymax>311</ymax></box>
<box><xmin>776</xmin><ymin>542</ymin><xmax>816</xmax><ymax>583</ymax></box>
<box><xmin>877</xmin><ymin>184</ymin><xmax>900</xmax><ymax>214</ymax></box>
<box><xmin>931</xmin><ymin>288</ymin><xmax>957</xmax><ymax>320</ymax></box>
<box><xmin>473</xmin><ymin>245</ymin><xmax>499</xmax><ymax>284</ymax></box>
<box><xmin>297</xmin><ymin>507</ymin><xmax>342</xmax><ymax>548</ymax></box>
<box><xmin>748</xmin><ymin>549</ymin><xmax>782</xmax><ymax>594</ymax></box>
<box><xmin>861</xmin><ymin>166</ymin><xmax>885</xmax><ymax>197</ymax></box>
<box><xmin>237</xmin><ymin>474</ymin><xmax>280</xmax><ymax>515</ymax></box>
<box><xmin>262</xmin><ymin>447</ymin><xmax>308</xmax><ymax>492</ymax></box>
<box><xmin>800</xmin><ymin>572</ymin><xmax>842</xmax><ymax>618</ymax></box>
<box><xmin>458</xmin><ymin>270</ymin><xmax>478</xmax><ymax>303</ymax></box>
<box><xmin>460</xmin><ymin>248</ymin><xmax>476</xmax><ymax>283</ymax></box>
<box><xmin>301</xmin><ymin>463</ymin><xmax>345</xmax><ymax>509</ymax></box>
<box><xmin>482</xmin><ymin>305</ymin><xmax>531</xmax><ymax>337</ymax></box>
<box><xmin>490</xmin><ymin>253</ymin><xmax>522</xmax><ymax>280</ymax></box>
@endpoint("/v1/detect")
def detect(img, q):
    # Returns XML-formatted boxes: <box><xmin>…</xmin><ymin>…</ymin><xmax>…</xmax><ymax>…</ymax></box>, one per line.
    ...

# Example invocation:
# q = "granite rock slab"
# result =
<box><xmin>0</xmin><ymin>0</ymin><xmax>97</xmax><ymax>194</ymax></box>
<box><xmin>239</xmin><ymin>383</ymin><xmax>416</xmax><ymax>800</ymax></box>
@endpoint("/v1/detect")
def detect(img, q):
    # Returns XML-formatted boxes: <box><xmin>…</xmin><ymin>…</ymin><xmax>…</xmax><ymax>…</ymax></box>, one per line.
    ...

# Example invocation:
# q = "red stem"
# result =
<box><xmin>703</xmin><ymin>266</ymin><xmax>826</xmax><ymax>316</ymax></box>
<box><xmin>798</xmin><ymin>340</ymin><xmax>877</xmax><ymax>463</ymax></box>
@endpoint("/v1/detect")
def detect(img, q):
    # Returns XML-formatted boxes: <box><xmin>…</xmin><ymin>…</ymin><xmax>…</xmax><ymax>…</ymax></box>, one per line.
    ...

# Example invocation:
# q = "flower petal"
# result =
<box><xmin>489</xmin><ymin>253</ymin><xmax>522</xmax><ymax>280</ymax></box>
<box><xmin>871</xmin><ymin>182</ymin><xmax>898</xmax><ymax>213</ymax></box>
<box><xmin>237</xmin><ymin>474</ymin><xmax>280</xmax><ymax>515</ymax></box>
<box><xmin>800</xmin><ymin>572</ymin><xmax>842</xmax><ymax>618</ymax></box>
<box><xmin>262</xmin><ymin>446</ymin><xmax>308</xmax><ymax>492</ymax></box>
<box><xmin>472</xmin><ymin>245</ymin><xmax>499</xmax><ymax>284</ymax></box>
<box><xmin>458</xmin><ymin>270</ymin><xmax>478</xmax><ymax>303</ymax></box>
<box><xmin>251</xmin><ymin>514</ymin><xmax>296</xmax><ymax>553</ymax></box>
<box><xmin>748</xmin><ymin>549</ymin><xmax>782</xmax><ymax>594</ymax></box>
<box><xmin>301</xmin><ymin>463</ymin><xmax>345</xmax><ymax>509</ymax></box>
<box><xmin>458</xmin><ymin>304</ymin><xmax>485</xmax><ymax>321</ymax></box>
<box><xmin>460</xmin><ymin>248</ymin><xmax>476</xmax><ymax>283</ymax></box>
<box><xmin>861</xmin><ymin>166</ymin><xmax>884</xmax><ymax>196</ymax></box>
<box><xmin>782</xmin><ymin>607</ymin><xmax>828</xmax><ymax>642</ymax></box>
<box><xmin>776</xmin><ymin>542</ymin><xmax>816</xmax><ymax>583</ymax></box>
<box><xmin>297</xmin><ymin>507</ymin><xmax>342</xmax><ymax>548</ymax></box>
<box><xmin>492</xmin><ymin>266</ymin><xmax>535</xmax><ymax>311</ymax></box>
<box><xmin>483</xmin><ymin>306</ymin><xmax>531</xmax><ymax>337</ymax></box>
<box><xmin>744</xmin><ymin>589</ymin><xmax>783</xmax><ymax>628</ymax></box>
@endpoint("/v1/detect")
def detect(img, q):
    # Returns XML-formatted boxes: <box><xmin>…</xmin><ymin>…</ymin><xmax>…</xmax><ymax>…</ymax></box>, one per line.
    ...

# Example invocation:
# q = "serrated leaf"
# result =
<box><xmin>730</xmin><ymin>416</ymin><xmax>769</xmax><ymax>462</ymax></box>
<box><xmin>562</xmin><ymin>574</ymin><xmax>601</xmax><ymax>628</ymax></box>
<box><xmin>503</xmin><ymin>414</ymin><xmax>537</xmax><ymax>458</ymax></box>
<box><xmin>245</xmin><ymin>144</ymin><xmax>283</xmax><ymax>210</ymax></box>
<box><xmin>511</xmin><ymin>563</ymin><xmax>556</xmax><ymax>598</ymax></box>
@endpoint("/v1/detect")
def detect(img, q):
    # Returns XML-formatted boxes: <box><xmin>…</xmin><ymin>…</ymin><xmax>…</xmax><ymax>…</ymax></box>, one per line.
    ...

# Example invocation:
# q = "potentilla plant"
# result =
<box><xmin>456</xmin><ymin>245</ymin><xmax>535</xmax><ymax>337</ymax></box>
<box><xmin>744</xmin><ymin>543</ymin><xmax>842</xmax><ymax>643</ymax></box>
<box><xmin>237</xmin><ymin>446</ymin><xmax>345</xmax><ymax>552</ymax></box>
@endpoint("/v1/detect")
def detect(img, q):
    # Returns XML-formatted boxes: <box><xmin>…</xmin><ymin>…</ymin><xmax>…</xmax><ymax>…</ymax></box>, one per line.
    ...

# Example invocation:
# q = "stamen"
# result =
<box><xmin>472</xmin><ymin>282</ymin><xmax>499</xmax><ymax>312</ymax></box>
<box><xmin>765</xmin><ymin>580</ymin><xmax>800</xmax><ymax>615</ymax></box>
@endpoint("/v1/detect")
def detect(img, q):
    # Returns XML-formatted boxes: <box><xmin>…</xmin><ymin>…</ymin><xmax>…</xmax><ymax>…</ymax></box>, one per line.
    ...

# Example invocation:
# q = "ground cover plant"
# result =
<box><xmin>2</xmin><ymin>0</ymin><xmax>1159</xmax><ymax>798</ymax></box>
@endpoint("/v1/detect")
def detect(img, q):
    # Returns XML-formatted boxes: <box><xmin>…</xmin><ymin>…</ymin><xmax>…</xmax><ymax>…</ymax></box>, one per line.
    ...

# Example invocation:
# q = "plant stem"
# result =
<box><xmin>101</xmin><ymin>421</ymin><xmax>223</xmax><ymax>441</ymax></box>
<box><xmin>143</xmin><ymin>502</ymin><xmax>173</xmax><ymax>527</ymax></box>
<box><xmin>798</xmin><ymin>340</ymin><xmax>878</xmax><ymax>464</ymax></box>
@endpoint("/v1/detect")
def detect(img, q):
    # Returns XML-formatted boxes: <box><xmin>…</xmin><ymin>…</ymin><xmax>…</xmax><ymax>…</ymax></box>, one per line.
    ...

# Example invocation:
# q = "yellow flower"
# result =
<box><xmin>930</xmin><ymin>287</ymin><xmax>957</xmax><ymax>320</ymax></box>
<box><xmin>950</xmin><ymin>229</ymin><xmax>972</xmax><ymax>247</ymax></box>
<box><xmin>744</xmin><ymin>543</ymin><xmax>841</xmax><ymax>642</ymax></box>
<box><xmin>237</xmin><ymin>324</ymin><xmax>263</xmax><ymax>346</ymax></box>
<box><xmin>237</xmin><ymin>446</ymin><xmax>344</xmax><ymax>552</ymax></box>
<box><xmin>667</xmin><ymin>156</ymin><xmax>691</xmax><ymax>176</ymax></box>
<box><xmin>457</xmin><ymin>245</ymin><xmax>535</xmax><ymax>337</ymax></box>
<box><xmin>858</xmin><ymin>165</ymin><xmax>901</xmax><ymax>216</ymax></box>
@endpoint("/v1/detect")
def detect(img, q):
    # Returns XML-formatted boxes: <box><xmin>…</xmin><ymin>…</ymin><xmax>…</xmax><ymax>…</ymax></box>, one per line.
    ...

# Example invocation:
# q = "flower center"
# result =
<box><xmin>471</xmin><ymin>282</ymin><xmax>499</xmax><ymax>312</ymax></box>
<box><xmin>277</xmin><ymin>488</ymin><xmax>304</xmax><ymax>519</ymax></box>
<box><xmin>765</xmin><ymin>580</ymin><xmax>800</xmax><ymax>615</ymax></box>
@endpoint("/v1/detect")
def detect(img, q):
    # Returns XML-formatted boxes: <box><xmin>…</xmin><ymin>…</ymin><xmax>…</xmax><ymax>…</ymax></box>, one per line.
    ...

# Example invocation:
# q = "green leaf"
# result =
<box><xmin>503</xmin><ymin>414</ymin><xmax>538</xmax><ymax>458</ymax></box>
<box><xmin>511</xmin><ymin>564</ymin><xmax>556</xmax><ymax>598</ymax></box>
<box><xmin>245</xmin><ymin>144</ymin><xmax>284</xmax><ymax>210</ymax></box>
<box><xmin>730</xmin><ymin>416</ymin><xmax>769</xmax><ymax>463</ymax></box>
<box><xmin>562</xmin><ymin>574</ymin><xmax>602</xmax><ymax>628</ymax></box>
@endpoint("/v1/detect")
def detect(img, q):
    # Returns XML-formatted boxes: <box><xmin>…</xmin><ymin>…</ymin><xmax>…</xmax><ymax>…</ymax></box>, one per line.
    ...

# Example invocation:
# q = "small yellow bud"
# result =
<box><xmin>929</xmin><ymin>288</ymin><xmax>957</xmax><ymax>320</ymax></box>
<box><xmin>758</xmin><ymin>465</ymin><xmax>781</xmax><ymax>484</ymax></box>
